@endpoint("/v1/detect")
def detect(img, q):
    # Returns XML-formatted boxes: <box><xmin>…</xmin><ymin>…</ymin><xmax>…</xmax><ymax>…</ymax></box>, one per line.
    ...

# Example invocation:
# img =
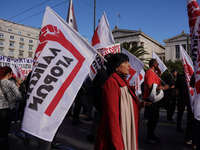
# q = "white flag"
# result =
<box><xmin>22</xmin><ymin>6</ymin><xmax>97</xmax><ymax>141</ymax></box>
<box><xmin>186</xmin><ymin>0</ymin><xmax>200</xmax><ymax>120</ymax></box>
<box><xmin>66</xmin><ymin>0</ymin><xmax>78</xmax><ymax>31</ymax></box>
<box><xmin>122</xmin><ymin>48</ymin><xmax>144</xmax><ymax>86</ymax></box>
<box><xmin>11</xmin><ymin>64</ymin><xmax>25</xmax><ymax>79</ymax></box>
<box><xmin>89</xmin><ymin>43</ymin><xmax>121</xmax><ymax>80</ymax></box>
<box><xmin>180</xmin><ymin>45</ymin><xmax>195</xmax><ymax>110</ymax></box>
<box><xmin>135</xmin><ymin>69</ymin><xmax>145</xmax><ymax>96</ymax></box>
<box><xmin>152</xmin><ymin>51</ymin><xmax>167</xmax><ymax>74</ymax></box>
<box><xmin>91</xmin><ymin>12</ymin><xmax>115</xmax><ymax>49</ymax></box>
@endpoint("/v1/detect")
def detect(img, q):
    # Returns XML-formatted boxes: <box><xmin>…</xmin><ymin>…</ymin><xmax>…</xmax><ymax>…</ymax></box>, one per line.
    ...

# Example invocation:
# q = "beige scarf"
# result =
<box><xmin>120</xmin><ymin>86</ymin><xmax>137</xmax><ymax>150</ymax></box>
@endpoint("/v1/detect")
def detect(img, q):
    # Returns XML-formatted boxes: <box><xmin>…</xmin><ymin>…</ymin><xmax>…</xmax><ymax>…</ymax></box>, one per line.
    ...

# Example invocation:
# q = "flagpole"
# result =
<box><xmin>149</xmin><ymin>68</ymin><xmax>167</xmax><ymax>85</ymax></box>
<box><xmin>94</xmin><ymin>0</ymin><xmax>96</xmax><ymax>33</ymax></box>
<box><xmin>117</xmin><ymin>13</ymin><xmax>118</xmax><ymax>27</ymax></box>
<box><xmin>167</xmin><ymin>68</ymin><xmax>176</xmax><ymax>81</ymax></box>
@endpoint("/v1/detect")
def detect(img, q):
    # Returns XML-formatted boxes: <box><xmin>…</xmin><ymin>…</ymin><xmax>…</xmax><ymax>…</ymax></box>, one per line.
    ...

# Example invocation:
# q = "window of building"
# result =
<box><xmin>175</xmin><ymin>45</ymin><xmax>180</xmax><ymax>59</ymax></box>
<box><xmin>0</xmin><ymin>33</ymin><xmax>4</xmax><ymax>38</ymax></box>
<box><xmin>10</xmin><ymin>42</ymin><xmax>14</xmax><ymax>47</ymax></box>
<box><xmin>0</xmin><ymin>48</ymin><xmax>3</xmax><ymax>53</ymax></box>
<box><xmin>29</xmin><ymin>40</ymin><xmax>33</xmax><ymax>43</ymax></box>
<box><xmin>19</xmin><ymin>44</ymin><xmax>23</xmax><ymax>49</ymax></box>
<box><xmin>163</xmin><ymin>56</ymin><xmax>165</xmax><ymax>62</ymax></box>
<box><xmin>0</xmin><ymin>26</ymin><xmax>2</xmax><ymax>30</ymax></box>
<box><xmin>18</xmin><ymin>31</ymin><xmax>22</xmax><ymax>34</ymax></box>
<box><xmin>29</xmin><ymin>46</ymin><xmax>33</xmax><ymax>50</ymax></box>
<box><xmin>182</xmin><ymin>44</ymin><xmax>186</xmax><ymax>51</ymax></box>
<box><xmin>19</xmin><ymin>51</ymin><xmax>23</xmax><ymax>57</ymax></box>
<box><xmin>9</xmin><ymin>49</ymin><xmax>14</xmax><ymax>56</ymax></box>
<box><xmin>27</xmin><ymin>33</ymin><xmax>31</xmax><ymax>36</ymax></box>
<box><xmin>8</xmin><ymin>29</ymin><xmax>12</xmax><ymax>32</ymax></box>
<box><xmin>20</xmin><ymin>38</ymin><xmax>24</xmax><ymax>41</ymax></box>
<box><xmin>28</xmin><ymin>52</ymin><xmax>33</xmax><ymax>58</ymax></box>
<box><xmin>10</xmin><ymin>35</ymin><xmax>14</xmax><ymax>39</ymax></box>
<box><xmin>0</xmin><ymin>40</ymin><xmax>3</xmax><ymax>45</ymax></box>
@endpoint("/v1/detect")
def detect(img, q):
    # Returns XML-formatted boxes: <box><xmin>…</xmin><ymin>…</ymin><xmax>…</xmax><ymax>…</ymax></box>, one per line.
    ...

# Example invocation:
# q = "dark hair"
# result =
<box><xmin>104</xmin><ymin>53</ymin><xmax>113</xmax><ymax>66</ymax></box>
<box><xmin>106</xmin><ymin>53</ymin><xmax>129</xmax><ymax>75</ymax></box>
<box><xmin>171</xmin><ymin>69</ymin><xmax>177</xmax><ymax>74</ymax></box>
<box><xmin>0</xmin><ymin>66</ymin><xmax>12</xmax><ymax>80</ymax></box>
<box><xmin>149</xmin><ymin>58</ymin><xmax>157</xmax><ymax>68</ymax></box>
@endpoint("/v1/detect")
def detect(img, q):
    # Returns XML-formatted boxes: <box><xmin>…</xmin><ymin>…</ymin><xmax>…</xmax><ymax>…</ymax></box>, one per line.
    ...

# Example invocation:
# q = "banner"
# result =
<box><xmin>186</xmin><ymin>0</ymin><xmax>200</xmax><ymax>120</ymax></box>
<box><xmin>0</xmin><ymin>55</ymin><xmax>33</xmax><ymax>78</ymax></box>
<box><xmin>180</xmin><ymin>45</ymin><xmax>195</xmax><ymax>110</ymax></box>
<box><xmin>89</xmin><ymin>44</ymin><xmax>120</xmax><ymax>80</ymax></box>
<box><xmin>152</xmin><ymin>51</ymin><xmax>167</xmax><ymax>74</ymax></box>
<box><xmin>122</xmin><ymin>48</ymin><xmax>144</xmax><ymax>86</ymax></box>
<box><xmin>22</xmin><ymin>6</ymin><xmax>97</xmax><ymax>141</ymax></box>
<box><xmin>91</xmin><ymin>12</ymin><xmax>115</xmax><ymax>49</ymax></box>
<box><xmin>98</xmin><ymin>43</ymin><xmax>120</xmax><ymax>57</ymax></box>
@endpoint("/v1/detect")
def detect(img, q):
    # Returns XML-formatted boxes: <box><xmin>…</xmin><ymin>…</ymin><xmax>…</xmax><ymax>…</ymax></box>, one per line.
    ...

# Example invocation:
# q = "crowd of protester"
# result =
<box><xmin>0</xmin><ymin>54</ymin><xmax>199</xmax><ymax>150</ymax></box>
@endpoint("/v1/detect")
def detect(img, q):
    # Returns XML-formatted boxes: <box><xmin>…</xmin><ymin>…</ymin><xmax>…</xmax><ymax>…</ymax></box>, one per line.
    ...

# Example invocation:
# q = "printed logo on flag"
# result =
<box><xmin>183</xmin><ymin>58</ymin><xmax>194</xmax><ymax>95</ymax></box>
<box><xmin>28</xmin><ymin>24</ymin><xmax>85</xmax><ymax>116</ymax></box>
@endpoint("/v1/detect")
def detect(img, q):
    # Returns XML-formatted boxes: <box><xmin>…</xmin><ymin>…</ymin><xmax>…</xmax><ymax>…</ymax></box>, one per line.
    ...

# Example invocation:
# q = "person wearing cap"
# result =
<box><xmin>94</xmin><ymin>53</ymin><xmax>142</xmax><ymax>150</ymax></box>
<box><xmin>143</xmin><ymin>58</ymin><xmax>169</xmax><ymax>144</ymax></box>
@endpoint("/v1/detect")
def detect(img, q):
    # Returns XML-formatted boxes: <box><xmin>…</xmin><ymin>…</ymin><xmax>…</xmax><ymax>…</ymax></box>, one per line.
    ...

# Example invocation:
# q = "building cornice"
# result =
<box><xmin>163</xmin><ymin>31</ymin><xmax>190</xmax><ymax>43</ymax></box>
<box><xmin>112</xmin><ymin>28</ymin><xmax>165</xmax><ymax>49</ymax></box>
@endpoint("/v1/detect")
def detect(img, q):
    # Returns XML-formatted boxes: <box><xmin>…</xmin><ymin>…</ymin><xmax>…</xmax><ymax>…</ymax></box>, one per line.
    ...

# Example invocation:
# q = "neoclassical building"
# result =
<box><xmin>0</xmin><ymin>19</ymin><xmax>40</xmax><ymax>59</ymax></box>
<box><xmin>112</xmin><ymin>27</ymin><xmax>165</xmax><ymax>61</ymax></box>
<box><xmin>164</xmin><ymin>31</ymin><xmax>191</xmax><ymax>61</ymax></box>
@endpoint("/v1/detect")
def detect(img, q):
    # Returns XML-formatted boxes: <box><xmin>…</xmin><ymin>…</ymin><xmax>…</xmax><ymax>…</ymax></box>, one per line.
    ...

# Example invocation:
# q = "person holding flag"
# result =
<box><xmin>143</xmin><ymin>58</ymin><xmax>169</xmax><ymax>144</ymax></box>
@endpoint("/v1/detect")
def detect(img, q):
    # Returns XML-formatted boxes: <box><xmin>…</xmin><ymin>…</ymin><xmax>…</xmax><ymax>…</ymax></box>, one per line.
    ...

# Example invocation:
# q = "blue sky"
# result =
<box><xmin>0</xmin><ymin>0</ymin><xmax>197</xmax><ymax>45</ymax></box>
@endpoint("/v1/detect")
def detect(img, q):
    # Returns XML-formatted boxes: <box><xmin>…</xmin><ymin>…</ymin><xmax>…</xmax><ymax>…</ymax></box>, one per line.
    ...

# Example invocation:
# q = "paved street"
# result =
<box><xmin>9</xmin><ymin>108</ymin><xmax>193</xmax><ymax>150</ymax></box>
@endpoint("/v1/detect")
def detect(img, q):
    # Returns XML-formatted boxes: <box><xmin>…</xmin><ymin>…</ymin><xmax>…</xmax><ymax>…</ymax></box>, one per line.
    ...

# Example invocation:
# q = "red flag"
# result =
<box><xmin>66</xmin><ymin>0</ymin><xmax>78</xmax><ymax>31</ymax></box>
<box><xmin>91</xmin><ymin>12</ymin><xmax>115</xmax><ymax>49</ymax></box>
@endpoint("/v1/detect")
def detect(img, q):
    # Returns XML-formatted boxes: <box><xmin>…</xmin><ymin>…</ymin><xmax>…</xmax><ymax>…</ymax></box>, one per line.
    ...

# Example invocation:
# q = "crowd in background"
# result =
<box><xmin>0</xmin><ymin>55</ymin><xmax>199</xmax><ymax>150</ymax></box>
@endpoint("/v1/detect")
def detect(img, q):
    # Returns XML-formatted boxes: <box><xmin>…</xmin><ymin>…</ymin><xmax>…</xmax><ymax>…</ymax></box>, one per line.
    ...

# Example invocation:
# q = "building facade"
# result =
<box><xmin>0</xmin><ymin>19</ymin><xmax>40</xmax><ymax>59</ymax></box>
<box><xmin>112</xmin><ymin>28</ymin><xmax>165</xmax><ymax>61</ymax></box>
<box><xmin>164</xmin><ymin>31</ymin><xmax>191</xmax><ymax>61</ymax></box>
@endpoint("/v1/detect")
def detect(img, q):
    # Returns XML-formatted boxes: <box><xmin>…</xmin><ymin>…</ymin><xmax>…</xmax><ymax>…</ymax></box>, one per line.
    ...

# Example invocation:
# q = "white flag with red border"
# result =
<box><xmin>66</xmin><ymin>0</ymin><xmax>78</xmax><ymax>31</ymax></box>
<box><xmin>22</xmin><ymin>6</ymin><xmax>97</xmax><ymax>141</ymax></box>
<box><xmin>91</xmin><ymin>12</ymin><xmax>115</xmax><ymax>49</ymax></box>
<box><xmin>186</xmin><ymin>0</ymin><xmax>200</xmax><ymax>120</ymax></box>
<box><xmin>122</xmin><ymin>48</ymin><xmax>144</xmax><ymax>86</ymax></box>
<box><xmin>152</xmin><ymin>51</ymin><xmax>167</xmax><ymax>74</ymax></box>
<box><xmin>135</xmin><ymin>69</ymin><xmax>145</xmax><ymax>96</ymax></box>
<box><xmin>180</xmin><ymin>45</ymin><xmax>195</xmax><ymax>110</ymax></box>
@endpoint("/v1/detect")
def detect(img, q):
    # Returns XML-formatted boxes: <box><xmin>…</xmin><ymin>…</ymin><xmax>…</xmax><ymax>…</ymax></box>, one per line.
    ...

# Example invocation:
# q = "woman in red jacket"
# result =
<box><xmin>94</xmin><ymin>53</ymin><xmax>140</xmax><ymax>150</ymax></box>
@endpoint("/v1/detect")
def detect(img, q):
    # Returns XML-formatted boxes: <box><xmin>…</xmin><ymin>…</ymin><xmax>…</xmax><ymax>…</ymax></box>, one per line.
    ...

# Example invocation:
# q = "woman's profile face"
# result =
<box><xmin>115</xmin><ymin>61</ymin><xmax>130</xmax><ymax>76</ymax></box>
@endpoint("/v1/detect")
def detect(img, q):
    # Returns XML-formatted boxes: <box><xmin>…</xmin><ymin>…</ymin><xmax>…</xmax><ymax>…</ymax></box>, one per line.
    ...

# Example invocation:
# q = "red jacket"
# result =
<box><xmin>94</xmin><ymin>72</ymin><xmax>140</xmax><ymax>150</ymax></box>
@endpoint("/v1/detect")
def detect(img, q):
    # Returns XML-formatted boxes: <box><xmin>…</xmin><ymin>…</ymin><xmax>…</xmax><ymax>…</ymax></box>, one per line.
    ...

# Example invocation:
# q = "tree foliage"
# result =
<box><xmin>162</xmin><ymin>59</ymin><xmax>184</xmax><ymax>79</ymax></box>
<box><xmin>121</xmin><ymin>42</ymin><xmax>149</xmax><ymax>64</ymax></box>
